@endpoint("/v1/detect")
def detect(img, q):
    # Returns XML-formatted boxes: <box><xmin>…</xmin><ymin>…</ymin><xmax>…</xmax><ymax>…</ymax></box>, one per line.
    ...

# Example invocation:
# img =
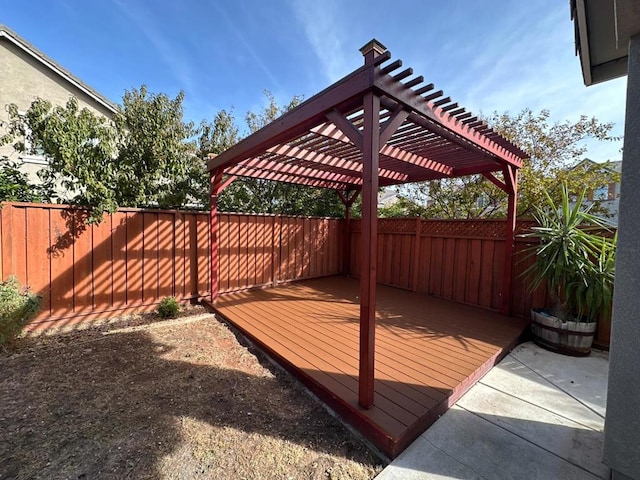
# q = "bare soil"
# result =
<box><xmin>0</xmin><ymin>309</ymin><xmax>383</xmax><ymax>479</ymax></box>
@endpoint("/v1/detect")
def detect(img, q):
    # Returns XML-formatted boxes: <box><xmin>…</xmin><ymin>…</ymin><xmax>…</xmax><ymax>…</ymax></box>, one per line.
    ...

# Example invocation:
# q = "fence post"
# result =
<box><xmin>412</xmin><ymin>217</ymin><xmax>422</xmax><ymax>291</ymax></box>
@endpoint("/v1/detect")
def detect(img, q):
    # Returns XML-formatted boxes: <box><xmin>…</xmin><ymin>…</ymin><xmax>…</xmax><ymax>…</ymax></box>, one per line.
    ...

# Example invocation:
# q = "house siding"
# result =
<box><xmin>0</xmin><ymin>36</ymin><xmax>114</xmax><ymax>195</ymax></box>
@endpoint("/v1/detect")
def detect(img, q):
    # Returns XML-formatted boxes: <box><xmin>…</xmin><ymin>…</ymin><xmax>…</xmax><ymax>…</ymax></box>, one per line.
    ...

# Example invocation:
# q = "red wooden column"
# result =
<box><xmin>358</xmin><ymin>40</ymin><xmax>384</xmax><ymax>408</ymax></box>
<box><xmin>210</xmin><ymin>168</ymin><xmax>224</xmax><ymax>304</ymax></box>
<box><xmin>501</xmin><ymin>165</ymin><xmax>518</xmax><ymax>315</ymax></box>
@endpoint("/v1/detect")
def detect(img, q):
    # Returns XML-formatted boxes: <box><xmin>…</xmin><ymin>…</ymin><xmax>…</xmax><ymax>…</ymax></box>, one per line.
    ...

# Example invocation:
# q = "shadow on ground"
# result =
<box><xmin>0</xmin><ymin>316</ymin><xmax>381</xmax><ymax>479</ymax></box>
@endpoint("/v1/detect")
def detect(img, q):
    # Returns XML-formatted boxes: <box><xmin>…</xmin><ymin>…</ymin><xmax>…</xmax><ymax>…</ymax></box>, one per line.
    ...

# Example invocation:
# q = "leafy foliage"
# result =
<box><xmin>5</xmin><ymin>98</ymin><xmax>119</xmax><ymax>220</ymax></box>
<box><xmin>0</xmin><ymin>276</ymin><xmax>41</xmax><ymax>346</ymax></box>
<box><xmin>521</xmin><ymin>183</ymin><xmax>616</xmax><ymax>323</ymax></box>
<box><xmin>113</xmin><ymin>86</ymin><xmax>196</xmax><ymax>209</ymax></box>
<box><xmin>388</xmin><ymin>109</ymin><xmax>620</xmax><ymax>219</ymax></box>
<box><xmin>2</xmin><ymin>87</ymin><xmax>197</xmax><ymax>223</ymax></box>
<box><xmin>157</xmin><ymin>296</ymin><xmax>180</xmax><ymax>319</ymax></box>
<box><xmin>2</xmin><ymin>88</ymin><xmax>345</xmax><ymax>219</ymax></box>
<box><xmin>0</xmin><ymin>157</ymin><xmax>53</xmax><ymax>203</ymax></box>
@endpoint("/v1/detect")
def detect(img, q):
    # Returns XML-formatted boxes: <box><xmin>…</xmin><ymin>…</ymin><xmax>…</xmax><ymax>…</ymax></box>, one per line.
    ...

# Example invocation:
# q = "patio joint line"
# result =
<box><xmin>457</xmin><ymin>405</ymin><xmax>603</xmax><ymax>479</ymax></box>
<box><xmin>477</xmin><ymin>379</ymin><xmax>602</xmax><ymax>432</ymax></box>
<box><xmin>509</xmin><ymin>355</ymin><xmax>606</xmax><ymax>420</ymax></box>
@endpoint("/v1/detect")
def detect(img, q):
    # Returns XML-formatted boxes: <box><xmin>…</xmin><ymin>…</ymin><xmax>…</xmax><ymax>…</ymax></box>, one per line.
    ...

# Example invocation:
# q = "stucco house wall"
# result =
<box><xmin>0</xmin><ymin>25</ymin><xmax>116</xmax><ymax>197</ymax></box>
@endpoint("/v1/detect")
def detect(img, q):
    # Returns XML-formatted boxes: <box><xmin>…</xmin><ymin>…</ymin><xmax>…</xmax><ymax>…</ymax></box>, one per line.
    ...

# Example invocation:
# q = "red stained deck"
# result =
<box><xmin>212</xmin><ymin>276</ymin><xmax>529</xmax><ymax>458</ymax></box>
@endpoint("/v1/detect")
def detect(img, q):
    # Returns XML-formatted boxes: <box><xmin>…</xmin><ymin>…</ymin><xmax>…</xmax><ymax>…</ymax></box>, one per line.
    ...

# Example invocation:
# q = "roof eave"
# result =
<box><xmin>0</xmin><ymin>25</ymin><xmax>118</xmax><ymax>114</ymax></box>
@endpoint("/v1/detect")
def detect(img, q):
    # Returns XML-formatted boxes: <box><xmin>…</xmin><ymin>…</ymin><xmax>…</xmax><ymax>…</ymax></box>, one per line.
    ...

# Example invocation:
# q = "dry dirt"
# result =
<box><xmin>0</xmin><ymin>308</ymin><xmax>384</xmax><ymax>479</ymax></box>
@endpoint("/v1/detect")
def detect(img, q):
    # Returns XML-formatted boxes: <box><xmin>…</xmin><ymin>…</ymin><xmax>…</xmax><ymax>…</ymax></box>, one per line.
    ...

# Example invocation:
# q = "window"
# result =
<box><xmin>593</xmin><ymin>186</ymin><xmax>609</xmax><ymax>201</ymax></box>
<box><xmin>18</xmin><ymin>112</ymin><xmax>47</xmax><ymax>165</ymax></box>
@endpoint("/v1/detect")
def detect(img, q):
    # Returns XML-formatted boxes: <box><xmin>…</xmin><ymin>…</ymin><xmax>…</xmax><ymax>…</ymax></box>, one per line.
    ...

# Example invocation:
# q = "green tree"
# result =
<box><xmin>191</xmin><ymin>109</ymin><xmax>240</xmax><ymax>207</ymax></box>
<box><xmin>3</xmin><ymin>98</ymin><xmax>117</xmax><ymax>215</ymax></box>
<box><xmin>388</xmin><ymin>109</ymin><xmax>619</xmax><ymax>219</ymax></box>
<box><xmin>113</xmin><ymin>86</ymin><xmax>196</xmax><ymax>209</ymax></box>
<box><xmin>2</xmin><ymin>87</ymin><xmax>197</xmax><ymax>222</ymax></box>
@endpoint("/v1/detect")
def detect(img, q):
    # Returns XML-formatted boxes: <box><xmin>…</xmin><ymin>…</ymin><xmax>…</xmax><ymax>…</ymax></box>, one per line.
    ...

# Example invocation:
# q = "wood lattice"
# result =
<box><xmin>350</xmin><ymin>218</ymin><xmax>538</xmax><ymax>238</ymax></box>
<box><xmin>378</xmin><ymin>218</ymin><xmax>418</xmax><ymax>234</ymax></box>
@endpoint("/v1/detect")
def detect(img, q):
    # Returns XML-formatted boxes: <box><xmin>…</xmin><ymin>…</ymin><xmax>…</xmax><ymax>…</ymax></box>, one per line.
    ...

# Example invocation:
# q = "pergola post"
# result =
<box><xmin>210</xmin><ymin>168</ymin><xmax>224</xmax><ymax>304</ymax></box>
<box><xmin>501</xmin><ymin>165</ymin><xmax>518</xmax><ymax>315</ymax></box>
<box><xmin>358</xmin><ymin>40</ymin><xmax>384</xmax><ymax>409</ymax></box>
<box><xmin>337</xmin><ymin>189</ymin><xmax>360</xmax><ymax>276</ymax></box>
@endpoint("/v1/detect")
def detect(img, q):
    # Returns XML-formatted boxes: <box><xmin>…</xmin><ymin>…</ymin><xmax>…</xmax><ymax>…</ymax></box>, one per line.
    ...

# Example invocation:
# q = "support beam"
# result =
<box><xmin>208</xmin><ymin>66</ymin><xmax>374</xmax><ymax>171</ymax></box>
<box><xmin>379</xmin><ymin>106</ymin><xmax>410</xmax><ymax>145</ymax></box>
<box><xmin>482</xmin><ymin>171</ymin><xmax>508</xmax><ymax>192</ymax></box>
<box><xmin>219</xmin><ymin>175</ymin><xmax>237</xmax><ymax>193</ymax></box>
<box><xmin>501</xmin><ymin>165</ymin><xmax>518</xmax><ymax>315</ymax></box>
<box><xmin>359</xmin><ymin>90</ymin><xmax>380</xmax><ymax>409</ymax></box>
<box><xmin>326</xmin><ymin>109</ymin><xmax>363</xmax><ymax>150</ymax></box>
<box><xmin>210</xmin><ymin>168</ymin><xmax>224</xmax><ymax>304</ymax></box>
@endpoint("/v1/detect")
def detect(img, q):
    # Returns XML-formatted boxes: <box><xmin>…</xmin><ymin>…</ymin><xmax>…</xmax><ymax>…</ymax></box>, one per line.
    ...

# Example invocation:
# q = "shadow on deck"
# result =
<box><xmin>208</xmin><ymin>275</ymin><xmax>530</xmax><ymax>458</ymax></box>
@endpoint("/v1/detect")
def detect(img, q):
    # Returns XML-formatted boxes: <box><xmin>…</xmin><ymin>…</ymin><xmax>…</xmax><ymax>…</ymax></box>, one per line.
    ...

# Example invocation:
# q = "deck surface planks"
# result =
<box><xmin>213</xmin><ymin>275</ymin><xmax>529</xmax><ymax>458</ymax></box>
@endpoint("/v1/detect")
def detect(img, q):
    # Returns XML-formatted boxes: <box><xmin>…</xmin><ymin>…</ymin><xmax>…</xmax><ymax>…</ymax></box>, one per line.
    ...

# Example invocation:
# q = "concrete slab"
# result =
<box><xmin>376</xmin><ymin>342</ymin><xmax>610</xmax><ymax>480</ymax></box>
<box><xmin>457</xmin><ymin>383</ymin><xmax>608</xmax><ymax>478</ymax></box>
<box><xmin>510</xmin><ymin>343</ymin><xmax>609</xmax><ymax>418</ymax></box>
<box><xmin>479</xmin><ymin>356</ymin><xmax>604</xmax><ymax>430</ymax></box>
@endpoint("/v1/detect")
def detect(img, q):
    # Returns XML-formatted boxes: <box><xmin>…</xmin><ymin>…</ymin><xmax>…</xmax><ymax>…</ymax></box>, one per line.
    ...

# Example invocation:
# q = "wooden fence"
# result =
<box><xmin>0</xmin><ymin>203</ymin><xmax>341</xmax><ymax>328</ymax></box>
<box><xmin>349</xmin><ymin>218</ymin><xmax>611</xmax><ymax>347</ymax></box>
<box><xmin>0</xmin><ymin>203</ymin><xmax>611</xmax><ymax>346</ymax></box>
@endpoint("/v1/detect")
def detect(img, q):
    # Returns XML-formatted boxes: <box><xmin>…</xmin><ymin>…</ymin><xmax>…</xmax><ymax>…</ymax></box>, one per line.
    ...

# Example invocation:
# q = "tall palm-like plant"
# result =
<box><xmin>522</xmin><ymin>183</ymin><xmax>616</xmax><ymax>323</ymax></box>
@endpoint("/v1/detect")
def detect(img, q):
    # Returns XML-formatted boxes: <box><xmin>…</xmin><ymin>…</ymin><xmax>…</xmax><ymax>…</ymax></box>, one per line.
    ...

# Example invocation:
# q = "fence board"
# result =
<box><xmin>49</xmin><ymin>208</ymin><xmax>74</xmax><ymax>318</ymax></box>
<box><xmin>92</xmin><ymin>214</ymin><xmax>113</xmax><ymax>310</ymax></box>
<box><xmin>111</xmin><ymin>212</ymin><xmax>128</xmax><ymax>308</ymax></box>
<box><xmin>72</xmin><ymin>212</ymin><xmax>92</xmax><ymax>314</ymax></box>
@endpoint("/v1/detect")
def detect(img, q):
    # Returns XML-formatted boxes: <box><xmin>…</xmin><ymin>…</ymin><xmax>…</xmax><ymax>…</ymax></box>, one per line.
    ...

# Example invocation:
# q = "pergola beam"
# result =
<box><xmin>208</xmin><ymin>66</ymin><xmax>374</xmax><ymax>172</ymax></box>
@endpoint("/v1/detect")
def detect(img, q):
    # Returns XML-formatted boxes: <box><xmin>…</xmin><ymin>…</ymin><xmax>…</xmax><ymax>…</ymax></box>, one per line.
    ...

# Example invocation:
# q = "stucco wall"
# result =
<box><xmin>0</xmin><ymin>37</ymin><xmax>114</xmax><ymax>196</ymax></box>
<box><xmin>603</xmin><ymin>33</ymin><xmax>640</xmax><ymax>480</ymax></box>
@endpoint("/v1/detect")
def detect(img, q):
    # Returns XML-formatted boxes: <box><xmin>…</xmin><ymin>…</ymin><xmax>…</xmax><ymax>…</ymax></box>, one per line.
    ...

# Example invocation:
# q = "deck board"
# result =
<box><xmin>212</xmin><ymin>275</ymin><xmax>529</xmax><ymax>458</ymax></box>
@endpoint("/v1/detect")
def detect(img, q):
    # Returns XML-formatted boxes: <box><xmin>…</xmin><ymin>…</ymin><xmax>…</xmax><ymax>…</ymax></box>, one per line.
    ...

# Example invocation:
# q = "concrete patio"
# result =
<box><xmin>376</xmin><ymin>342</ymin><xmax>609</xmax><ymax>479</ymax></box>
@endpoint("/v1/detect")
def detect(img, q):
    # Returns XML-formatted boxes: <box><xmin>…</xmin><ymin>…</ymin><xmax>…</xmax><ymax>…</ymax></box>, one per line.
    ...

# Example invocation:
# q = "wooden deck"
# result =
<box><xmin>212</xmin><ymin>276</ymin><xmax>529</xmax><ymax>458</ymax></box>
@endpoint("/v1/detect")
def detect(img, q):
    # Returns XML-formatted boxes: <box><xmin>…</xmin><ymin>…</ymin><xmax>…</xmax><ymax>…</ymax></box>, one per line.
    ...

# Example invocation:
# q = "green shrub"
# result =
<box><xmin>0</xmin><ymin>276</ymin><xmax>41</xmax><ymax>346</ymax></box>
<box><xmin>157</xmin><ymin>297</ymin><xmax>180</xmax><ymax>319</ymax></box>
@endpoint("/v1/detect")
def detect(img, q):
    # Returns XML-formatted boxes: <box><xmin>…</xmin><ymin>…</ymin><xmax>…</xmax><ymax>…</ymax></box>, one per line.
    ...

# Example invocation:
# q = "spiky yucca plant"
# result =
<box><xmin>522</xmin><ymin>183</ymin><xmax>616</xmax><ymax>323</ymax></box>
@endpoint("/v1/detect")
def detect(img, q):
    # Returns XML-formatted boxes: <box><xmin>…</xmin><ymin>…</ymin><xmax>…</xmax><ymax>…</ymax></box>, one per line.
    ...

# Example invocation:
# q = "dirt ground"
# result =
<box><xmin>0</xmin><ymin>309</ymin><xmax>383</xmax><ymax>479</ymax></box>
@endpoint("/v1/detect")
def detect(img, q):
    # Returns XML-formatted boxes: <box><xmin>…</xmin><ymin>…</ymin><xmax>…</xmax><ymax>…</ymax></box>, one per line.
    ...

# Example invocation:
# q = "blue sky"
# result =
<box><xmin>3</xmin><ymin>0</ymin><xmax>627</xmax><ymax>161</ymax></box>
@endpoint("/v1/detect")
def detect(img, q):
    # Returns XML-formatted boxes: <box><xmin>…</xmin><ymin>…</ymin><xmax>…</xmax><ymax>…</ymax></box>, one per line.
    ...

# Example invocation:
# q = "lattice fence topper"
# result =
<box><xmin>350</xmin><ymin>218</ymin><xmax>537</xmax><ymax>238</ymax></box>
<box><xmin>378</xmin><ymin>218</ymin><xmax>418</xmax><ymax>234</ymax></box>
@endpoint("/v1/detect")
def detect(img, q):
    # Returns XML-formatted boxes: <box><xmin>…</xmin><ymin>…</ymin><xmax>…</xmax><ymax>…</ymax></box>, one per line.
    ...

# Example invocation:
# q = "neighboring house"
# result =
<box><xmin>572</xmin><ymin>158</ymin><xmax>622</xmax><ymax>224</ymax></box>
<box><xmin>377</xmin><ymin>188</ymin><xmax>399</xmax><ymax>209</ymax></box>
<box><xmin>0</xmin><ymin>25</ymin><xmax>116</xmax><ymax>197</ymax></box>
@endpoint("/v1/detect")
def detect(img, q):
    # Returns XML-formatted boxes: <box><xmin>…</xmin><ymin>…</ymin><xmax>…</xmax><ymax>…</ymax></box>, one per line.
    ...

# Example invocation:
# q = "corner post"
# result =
<box><xmin>358</xmin><ymin>39</ymin><xmax>385</xmax><ymax>409</ymax></box>
<box><xmin>502</xmin><ymin>165</ymin><xmax>518</xmax><ymax>315</ymax></box>
<box><xmin>210</xmin><ymin>168</ymin><xmax>223</xmax><ymax>304</ymax></box>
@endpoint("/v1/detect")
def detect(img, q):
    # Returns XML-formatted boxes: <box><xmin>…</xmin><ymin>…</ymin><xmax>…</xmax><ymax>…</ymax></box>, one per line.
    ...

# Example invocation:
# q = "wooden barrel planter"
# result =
<box><xmin>531</xmin><ymin>309</ymin><xmax>597</xmax><ymax>356</ymax></box>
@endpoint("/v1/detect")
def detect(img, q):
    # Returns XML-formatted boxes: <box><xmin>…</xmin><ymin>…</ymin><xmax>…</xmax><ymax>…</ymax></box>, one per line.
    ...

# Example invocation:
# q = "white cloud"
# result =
<box><xmin>287</xmin><ymin>0</ymin><xmax>353</xmax><ymax>83</ymax></box>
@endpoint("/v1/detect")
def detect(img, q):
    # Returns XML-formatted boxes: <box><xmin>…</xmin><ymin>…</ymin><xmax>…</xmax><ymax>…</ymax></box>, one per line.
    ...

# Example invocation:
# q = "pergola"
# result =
<box><xmin>207</xmin><ymin>39</ymin><xmax>528</xmax><ymax>409</ymax></box>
